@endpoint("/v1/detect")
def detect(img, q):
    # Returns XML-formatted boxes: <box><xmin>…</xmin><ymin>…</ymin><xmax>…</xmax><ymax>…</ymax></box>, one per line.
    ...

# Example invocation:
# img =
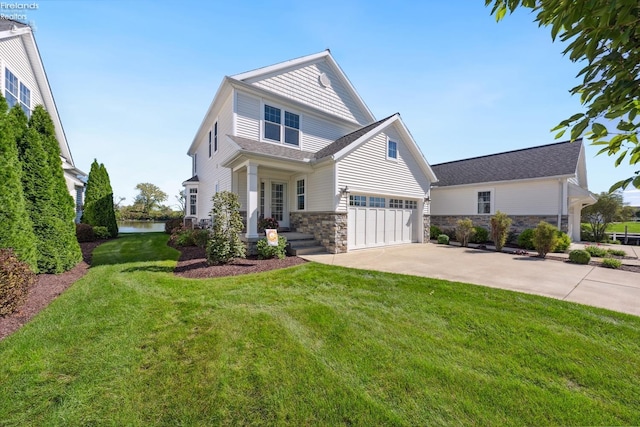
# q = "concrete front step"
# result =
<box><xmin>289</xmin><ymin>245</ymin><xmax>327</xmax><ymax>256</ymax></box>
<box><xmin>280</xmin><ymin>231</ymin><xmax>327</xmax><ymax>255</ymax></box>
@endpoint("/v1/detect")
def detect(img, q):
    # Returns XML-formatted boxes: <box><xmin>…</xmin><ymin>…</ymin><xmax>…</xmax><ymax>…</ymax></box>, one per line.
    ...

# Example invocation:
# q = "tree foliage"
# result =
<box><xmin>83</xmin><ymin>160</ymin><xmax>119</xmax><ymax>237</ymax></box>
<box><xmin>486</xmin><ymin>0</ymin><xmax>640</xmax><ymax>190</ymax></box>
<box><xmin>134</xmin><ymin>183</ymin><xmax>168</xmax><ymax>215</ymax></box>
<box><xmin>206</xmin><ymin>191</ymin><xmax>245</xmax><ymax>265</ymax></box>
<box><xmin>532</xmin><ymin>221</ymin><xmax>559</xmax><ymax>258</ymax></box>
<box><xmin>0</xmin><ymin>94</ymin><xmax>38</xmax><ymax>271</ymax></box>
<box><xmin>490</xmin><ymin>211</ymin><xmax>512</xmax><ymax>251</ymax></box>
<box><xmin>581</xmin><ymin>191</ymin><xmax>628</xmax><ymax>242</ymax></box>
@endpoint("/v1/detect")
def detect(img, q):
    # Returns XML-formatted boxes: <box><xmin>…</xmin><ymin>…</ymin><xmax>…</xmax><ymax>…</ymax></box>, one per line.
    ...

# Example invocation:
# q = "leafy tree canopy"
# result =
<box><xmin>486</xmin><ymin>0</ymin><xmax>640</xmax><ymax>190</ymax></box>
<box><xmin>133</xmin><ymin>183</ymin><xmax>168</xmax><ymax>215</ymax></box>
<box><xmin>581</xmin><ymin>191</ymin><xmax>630</xmax><ymax>241</ymax></box>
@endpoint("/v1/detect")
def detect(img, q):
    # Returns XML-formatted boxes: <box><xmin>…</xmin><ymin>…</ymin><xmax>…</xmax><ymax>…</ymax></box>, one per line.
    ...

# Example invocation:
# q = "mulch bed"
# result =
<box><xmin>0</xmin><ymin>241</ymin><xmax>306</xmax><ymax>341</ymax></box>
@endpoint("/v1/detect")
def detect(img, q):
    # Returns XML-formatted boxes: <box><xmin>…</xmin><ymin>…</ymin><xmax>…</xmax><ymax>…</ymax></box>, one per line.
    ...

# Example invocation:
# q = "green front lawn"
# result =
<box><xmin>607</xmin><ymin>221</ymin><xmax>640</xmax><ymax>233</ymax></box>
<box><xmin>1</xmin><ymin>233</ymin><xmax>639</xmax><ymax>425</ymax></box>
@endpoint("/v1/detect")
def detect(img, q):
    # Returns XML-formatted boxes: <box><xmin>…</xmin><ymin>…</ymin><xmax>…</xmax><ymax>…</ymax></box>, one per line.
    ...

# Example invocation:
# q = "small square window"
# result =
<box><xmin>369</xmin><ymin>197</ymin><xmax>385</xmax><ymax>208</ymax></box>
<box><xmin>388</xmin><ymin>140</ymin><xmax>398</xmax><ymax>159</ymax></box>
<box><xmin>405</xmin><ymin>200</ymin><xmax>417</xmax><ymax>210</ymax></box>
<box><xmin>349</xmin><ymin>195</ymin><xmax>367</xmax><ymax>207</ymax></box>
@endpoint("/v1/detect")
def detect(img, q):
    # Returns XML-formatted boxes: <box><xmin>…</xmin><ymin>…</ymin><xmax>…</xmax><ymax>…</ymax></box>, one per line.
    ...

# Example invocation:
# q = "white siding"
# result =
<box><xmin>431</xmin><ymin>180</ymin><xmax>561</xmax><ymax>215</ymax></box>
<box><xmin>306</xmin><ymin>164</ymin><xmax>335</xmax><ymax>211</ymax></box>
<box><xmin>337</xmin><ymin>129</ymin><xmax>431</xmax><ymax>207</ymax></box>
<box><xmin>302</xmin><ymin>113</ymin><xmax>353</xmax><ymax>153</ymax></box>
<box><xmin>248</xmin><ymin>60</ymin><xmax>369</xmax><ymax>125</ymax></box>
<box><xmin>236</xmin><ymin>91</ymin><xmax>260</xmax><ymax>140</ymax></box>
<box><xmin>0</xmin><ymin>35</ymin><xmax>44</xmax><ymax>107</ymax></box>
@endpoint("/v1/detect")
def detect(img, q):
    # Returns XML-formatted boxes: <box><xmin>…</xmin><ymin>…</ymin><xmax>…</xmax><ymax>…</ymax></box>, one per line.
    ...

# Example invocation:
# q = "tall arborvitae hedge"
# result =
<box><xmin>0</xmin><ymin>95</ymin><xmax>38</xmax><ymax>271</ymax></box>
<box><xmin>83</xmin><ymin>159</ymin><xmax>118</xmax><ymax>237</ymax></box>
<box><xmin>29</xmin><ymin>106</ymin><xmax>81</xmax><ymax>270</ymax></box>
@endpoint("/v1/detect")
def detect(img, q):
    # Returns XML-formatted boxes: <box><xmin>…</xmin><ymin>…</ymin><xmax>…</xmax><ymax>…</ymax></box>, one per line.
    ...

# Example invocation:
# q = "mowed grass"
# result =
<box><xmin>1</xmin><ymin>234</ymin><xmax>639</xmax><ymax>425</ymax></box>
<box><xmin>607</xmin><ymin>221</ymin><xmax>640</xmax><ymax>233</ymax></box>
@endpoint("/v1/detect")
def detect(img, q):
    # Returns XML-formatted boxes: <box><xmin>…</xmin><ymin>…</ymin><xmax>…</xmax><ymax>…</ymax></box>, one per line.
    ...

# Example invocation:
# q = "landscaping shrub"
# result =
<box><xmin>580</xmin><ymin>224</ymin><xmax>595</xmax><ymax>242</ymax></box>
<box><xmin>607</xmin><ymin>249</ymin><xmax>627</xmax><ymax>257</ymax></box>
<box><xmin>490</xmin><ymin>211</ymin><xmax>512</xmax><ymax>251</ymax></box>
<box><xmin>437</xmin><ymin>234</ymin><xmax>450</xmax><ymax>245</ymax></box>
<box><xmin>258</xmin><ymin>217</ymin><xmax>279</xmax><ymax>232</ymax></box>
<box><xmin>568</xmin><ymin>250</ymin><xmax>591</xmax><ymax>265</ymax></box>
<box><xmin>455</xmin><ymin>218</ymin><xmax>475</xmax><ymax>247</ymax></box>
<box><xmin>76</xmin><ymin>223</ymin><xmax>96</xmax><ymax>243</ymax></box>
<box><xmin>93</xmin><ymin>226</ymin><xmax>110</xmax><ymax>240</ymax></box>
<box><xmin>553</xmin><ymin>231</ymin><xmax>571</xmax><ymax>253</ymax></box>
<box><xmin>470</xmin><ymin>226</ymin><xmax>489</xmax><ymax>244</ymax></box>
<box><xmin>517</xmin><ymin>229</ymin><xmax>535</xmax><ymax>250</ymax></box>
<box><xmin>192</xmin><ymin>229</ymin><xmax>210</xmax><ymax>248</ymax></box>
<box><xmin>601</xmin><ymin>257</ymin><xmax>622</xmax><ymax>269</ymax></box>
<box><xmin>206</xmin><ymin>191</ymin><xmax>245</xmax><ymax>265</ymax></box>
<box><xmin>165</xmin><ymin>218</ymin><xmax>183</xmax><ymax>234</ymax></box>
<box><xmin>585</xmin><ymin>245</ymin><xmax>608</xmax><ymax>258</ymax></box>
<box><xmin>430</xmin><ymin>225</ymin><xmax>442</xmax><ymax>240</ymax></box>
<box><xmin>256</xmin><ymin>236</ymin><xmax>288</xmax><ymax>259</ymax></box>
<box><xmin>0</xmin><ymin>248</ymin><xmax>36</xmax><ymax>316</ymax></box>
<box><xmin>442</xmin><ymin>228</ymin><xmax>456</xmax><ymax>241</ymax></box>
<box><xmin>532</xmin><ymin>221</ymin><xmax>559</xmax><ymax>258</ymax></box>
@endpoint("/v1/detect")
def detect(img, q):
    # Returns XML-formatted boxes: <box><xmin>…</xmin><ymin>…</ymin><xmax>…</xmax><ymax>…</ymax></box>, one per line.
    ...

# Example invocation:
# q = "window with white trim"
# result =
<box><xmin>189</xmin><ymin>188</ymin><xmax>197</xmax><ymax>216</ymax></box>
<box><xmin>349</xmin><ymin>195</ymin><xmax>366</xmax><ymax>206</ymax></box>
<box><xmin>405</xmin><ymin>200</ymin><xmax>417</xmax><ymax>210</ymax></box>
<box><xmin>389</xmin><ymin>199</ymin><xmax>402</xmax><ymax>208</ymax></box>
<box><xmin>388</xmin><ymin>140</ymin><xmax>398</xmax><ymax>159</ymax></box>
<box><xmin>208</xmin><ymin>130</ymin><xmax>212</xmax><ymax>158</ymax></box>
<box><xmin>477</xmin><ymin>191</ymin><xmax>491</xmax><ymax>214</ymax></box>
<box><xmin>264</xmin><ymin>104</ymin><xmax>300</xmax><ymax>146</ymax></box>
<box><xmin>4</xmin><ymin>68</ymin><xmax>31</xmax><ymax>117</ymax></box>
<box><xmin>213</xmin><ymin>121</ymin><xmax>218</xmax><ymax>153</ymax></box>
<box><xmin>369</xmin><ymin>196</ymin><xmax>385</xmax><ymax>208</ymax></box>
<box><xmin>192</xmin><ymin>153</ymin><xmax>197</xmax><ymax>175</ymax></box>
<box><xmin>260</xmin><ymin>182</ymin><xmax>265</xmax><ymax>217</ymax></box>
<box><xmin>296</xmin><ymin>179</ymin><xmax>305</xmax><ymax>210</ymax></box>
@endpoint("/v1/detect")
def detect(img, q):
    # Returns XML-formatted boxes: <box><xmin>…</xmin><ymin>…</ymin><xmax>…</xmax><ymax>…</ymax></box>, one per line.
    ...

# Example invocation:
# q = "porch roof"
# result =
<box><xmin>228</xmin><ymin>135</ymin><xmax>315</xmax><ymax>162</ymax></box>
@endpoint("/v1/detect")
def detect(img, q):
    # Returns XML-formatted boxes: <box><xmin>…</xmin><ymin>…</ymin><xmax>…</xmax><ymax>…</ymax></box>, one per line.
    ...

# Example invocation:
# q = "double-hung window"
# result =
<box><xmin>477</xmin><ymin>191</ymin><xmax>491</xmax><ymax>214</ymax></box>
<box><xmin>4</xmin><ymin>69</ymin><xmax>31</xmax><ymax>117</ymax></box>
<box><xmin>296</xmin><ymin>179</ymin><xmax>305</xmax><ymax>210</ymax></box>
<box><xmin>388</xmin><ymin>140</ymin><xmax>398</xmax><ymax>159</ymax></box>
<box><xmin>19</xmin><ymin>83</ymin><xmax>30</xmax><ymax>117</ymax></box>
<box><xmin>264</xmin><ymin>104</ymin><xmax>300</xmax><ymax>146</ymax></box>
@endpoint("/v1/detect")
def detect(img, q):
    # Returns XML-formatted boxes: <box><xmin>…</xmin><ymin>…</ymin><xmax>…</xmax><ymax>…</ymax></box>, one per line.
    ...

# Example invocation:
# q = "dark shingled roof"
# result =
<box><xmin>315</xmin><ymin>114</ymin><xmax>396</xmax><ymax>159</ymax></box>
<box><xmin>431</xmin><ymin>140</ymin><xmax>582</xmax><ymax>187</ymax></box>
<box><xmin>0</xmin><ymin>19</ymin><xmax>28</xmax><ymax>32</ymax></box>
<box><xmin>228</xmin><ymin>135</ymin><xmax>315</xmax><ymax>162</ymax></box>
<box><xmin>183</xmin><ymin>175</ymin><xmax>199</xmax><ymax>183</ymax></box>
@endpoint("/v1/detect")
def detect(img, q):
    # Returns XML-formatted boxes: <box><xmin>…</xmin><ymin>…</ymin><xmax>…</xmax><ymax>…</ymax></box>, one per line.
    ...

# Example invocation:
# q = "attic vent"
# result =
<box><xmin>318</xmin><ymin>72</ymin><xmax>331</xmax><ymax>88</ymax></box>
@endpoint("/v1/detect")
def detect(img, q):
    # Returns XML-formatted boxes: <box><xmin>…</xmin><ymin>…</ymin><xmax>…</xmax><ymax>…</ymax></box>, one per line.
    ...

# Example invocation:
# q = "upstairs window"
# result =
<box><xmin>264</xmin><ymin>104</ymin><xmax>300</xmax><ymax>146</ymax></box>
<box><xmin>214</xmin><ymin>121</ymin><xmax>218</xmax><ymax>153</ymax></box>
<box><xmin>19</xmin><ymin>83</ymin><xmax>30</xmax><ymax>117</ymax></box>
<box><xmin>4</xmin><ymin>69</ymin><xmax>19</xmax><ymax>109</ymax></box>
<box><xmin>477</xmin><ymin>191</ymin><xmax>491</xmax><ymax>214</ymax></box>
<box><xmin>388</xmin><ymin>140</ymin><xmax>398</xmax><ymax>159</ymax></box>
<box><xmin>208</xmin><ymin>130</ymin><xmax>212</xmax><ymax>158</ymax></box>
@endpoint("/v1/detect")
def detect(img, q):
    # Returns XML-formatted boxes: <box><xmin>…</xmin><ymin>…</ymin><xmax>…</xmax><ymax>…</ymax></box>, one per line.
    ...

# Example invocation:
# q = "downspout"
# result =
<box><xmin>557</xmin><ymin>179</ymin><xmax>565</xmax><ymax>230</ymax></box>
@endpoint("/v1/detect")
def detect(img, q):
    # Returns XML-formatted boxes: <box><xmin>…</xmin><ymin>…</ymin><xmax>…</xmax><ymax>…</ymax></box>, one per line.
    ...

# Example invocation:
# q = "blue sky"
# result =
<box><xmin>15</xmin><ymin>0</ymin><xmax>640</xmax><ymax>206</ymax></box>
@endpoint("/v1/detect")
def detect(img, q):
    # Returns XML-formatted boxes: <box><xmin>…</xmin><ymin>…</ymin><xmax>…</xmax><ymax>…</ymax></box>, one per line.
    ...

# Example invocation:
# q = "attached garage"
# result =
<box><xmin>347</xmin><ymin>196</ymin><xmax>419</xmax><ymax>250</ymax></box>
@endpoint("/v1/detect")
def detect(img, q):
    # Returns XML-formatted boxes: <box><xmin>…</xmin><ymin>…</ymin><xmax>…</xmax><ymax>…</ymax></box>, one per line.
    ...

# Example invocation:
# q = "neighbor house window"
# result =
<box><xmin>189</xmin><ymin>188</ymin><xmax>197</xmax><ymax>216</ymax></box>
<box><xmin>349</xmin><ymin>195</ymin><xmax>366</xmax><ymax>206</ymax></box>
<box><xmin>214</xmin><ymin>121</ymin><xmax>218</xmax><ymax>152</ymax></box>
<box><xmin>296</xmin><ymin>179</ymin><xmax>305</xmax><ymax>210</ymax></box>
<box><xmin>405</xmin><ymin>200</ymin><xmax>417</xmax><ymax>210</ymax></box>
<box><xmin>264</xmin><ymin>104</ymin><xmax>300</xmax><ymax>145</ymax></box>
<box><xmin>389</xmin><ymin>199</ymin><xmax>402</xmax><ymax>208</ymax></box>
<box><xmin>478</xmin><ymin>191</ymin><xmax>491</xmax><ymax>214</ymax></box>
<box><xmin>388</xmin><ymin>140</ymin><xmax>398</xmax><ymax>159</ymax></box>
<box><xmin>369</xmin><ymin>197</ymin><xmax>385</xmax><ymax>208</ymax></box>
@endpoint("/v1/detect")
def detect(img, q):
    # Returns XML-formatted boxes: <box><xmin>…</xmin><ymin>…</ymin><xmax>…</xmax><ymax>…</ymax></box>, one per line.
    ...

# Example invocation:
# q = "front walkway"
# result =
<box><xmin>300</xmin><ymin>243</ymin><xmax>640</xmax><ymax>317</ymax></box>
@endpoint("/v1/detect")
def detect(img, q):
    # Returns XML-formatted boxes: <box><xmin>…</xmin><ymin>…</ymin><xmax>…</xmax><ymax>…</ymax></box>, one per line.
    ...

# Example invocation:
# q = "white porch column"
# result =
<box><xmin>246</xmin><ymin>163</ymin><xmax>259</xmax><ymax>239</ymax></box>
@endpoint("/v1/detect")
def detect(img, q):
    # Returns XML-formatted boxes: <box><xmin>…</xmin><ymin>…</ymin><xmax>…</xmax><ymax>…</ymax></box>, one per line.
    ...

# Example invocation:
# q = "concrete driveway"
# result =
<box><xmin>301</xmin><ymin>244</ymin><xmax>640</xmax><ymax>317</ymax></box>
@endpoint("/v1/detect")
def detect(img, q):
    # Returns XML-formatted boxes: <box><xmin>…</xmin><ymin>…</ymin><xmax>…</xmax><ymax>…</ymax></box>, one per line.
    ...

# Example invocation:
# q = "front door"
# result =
<box><xmin>270</xmin><ymin>182</ymin><xmax>288</xmax><ymax>228</ymax></box>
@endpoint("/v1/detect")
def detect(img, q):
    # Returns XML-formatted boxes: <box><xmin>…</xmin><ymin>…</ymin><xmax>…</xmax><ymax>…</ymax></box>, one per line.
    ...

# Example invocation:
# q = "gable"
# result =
<box><xmin>0</xmin><ymin>35</ymin><xmax>44</xmax><ymax>108</ymax></box>
<box><xmin>234</xmin><ymin>51</ymin><xmax>373</xmax><ymax>125</ymax></box>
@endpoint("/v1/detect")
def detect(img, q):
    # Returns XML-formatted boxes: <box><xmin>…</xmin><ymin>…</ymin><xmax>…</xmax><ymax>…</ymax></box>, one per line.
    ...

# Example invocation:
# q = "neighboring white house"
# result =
<box><xmin>0</xmin><ymin>19</ymin><xmax>86</xmax><ymax>221</ymax></box>
<box><xmin>430</xmin><ymin>140</ymin><xmax>596</xmax><ymax>241</ymax></box>
<box><xmin>184</xmin><ymin>50</ymin><xmax>438</xmax><ymax>253</ymax></box>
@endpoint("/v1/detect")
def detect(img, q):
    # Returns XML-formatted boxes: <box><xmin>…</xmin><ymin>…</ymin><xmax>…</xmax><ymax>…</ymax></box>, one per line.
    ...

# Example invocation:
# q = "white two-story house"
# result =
<box><xmin>184</xmin><ymin>50</ymin><xmax>437</xmax><ymax>253</ymax></box>
<box><xmin>0</xmin><ymin>19</ymin><xmax>86</xmax><ymax>221</ymax></box>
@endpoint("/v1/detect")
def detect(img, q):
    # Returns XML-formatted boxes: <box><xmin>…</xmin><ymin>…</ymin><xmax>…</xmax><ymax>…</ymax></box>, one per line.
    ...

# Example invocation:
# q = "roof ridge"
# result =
<box><xmin>431</xmin><ymin>139</ymin><xmax>582</xmax><ymax>167</ymax></box>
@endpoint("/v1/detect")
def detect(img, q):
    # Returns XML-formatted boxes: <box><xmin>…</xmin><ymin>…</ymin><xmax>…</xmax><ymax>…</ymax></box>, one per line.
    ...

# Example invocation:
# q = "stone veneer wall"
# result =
<box><xmin>423</xmin><ymin>214</ymin><xmax>431</xmax><ymax>242</ymax></box>
<box><xmin>431</xmin><ymin>215</ymin><xmax>569</xmax><ymax>236</ymax></box>
<box><xmin>290</xmin><ymin>212</ymin><xmax>348</xmax><ymax>254</ymax></box>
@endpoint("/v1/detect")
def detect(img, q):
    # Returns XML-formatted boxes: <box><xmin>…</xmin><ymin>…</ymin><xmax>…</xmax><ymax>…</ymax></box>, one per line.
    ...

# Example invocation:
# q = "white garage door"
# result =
<box><xmin>347</xmin><ymin>207</ymin><xmax>417</xmax><ymax>250</ymax></box>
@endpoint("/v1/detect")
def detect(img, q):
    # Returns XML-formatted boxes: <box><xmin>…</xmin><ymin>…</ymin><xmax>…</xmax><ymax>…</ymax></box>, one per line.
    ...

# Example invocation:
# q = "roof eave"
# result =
<box><xmin>432</xmin><ymin>173</ymin><xmax>576</xmax><ymax>189</ymax></box>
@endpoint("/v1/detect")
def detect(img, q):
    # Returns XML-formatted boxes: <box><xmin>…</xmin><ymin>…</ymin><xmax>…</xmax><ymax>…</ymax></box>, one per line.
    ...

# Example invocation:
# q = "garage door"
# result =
<box><xmin>347</xmin><ymin>207</ymin><xmax>417</xmax><ymax>250</ymax></box>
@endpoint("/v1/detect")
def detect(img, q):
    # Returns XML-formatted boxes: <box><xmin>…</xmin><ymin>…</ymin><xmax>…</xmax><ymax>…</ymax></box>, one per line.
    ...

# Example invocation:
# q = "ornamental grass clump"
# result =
<box><xmin>585</xmin><ymin>245</ymin><xmax>608</xmax><ymax>258</ymax></box>
<box><xmin>490</xmin><ymin>211</ymin><xmax>512</xmax><ymax>252</ymax></box>
<box><xmin>532</xmin><ymin>221</ymin><xmax>559</xmax><ymax>258</ymax></box>
<box><xmin>601</xmin><ymin>257</ymin><xmax>622</xmax><ymax>269</ymax></box>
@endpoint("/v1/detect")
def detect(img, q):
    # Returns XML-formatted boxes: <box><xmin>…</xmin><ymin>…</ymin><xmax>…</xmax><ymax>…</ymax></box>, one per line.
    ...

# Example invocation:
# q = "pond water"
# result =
<box><xmin>118</xmin><ymin>221</ymin><xmax>166</xmax><ymax>233</ymax></box>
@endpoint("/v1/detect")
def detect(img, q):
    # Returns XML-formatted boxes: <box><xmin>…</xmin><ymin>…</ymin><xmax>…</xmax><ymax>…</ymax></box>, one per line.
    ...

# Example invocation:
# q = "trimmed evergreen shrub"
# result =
<box><xmin>93</xmin><ymin>226</ymin><xmax>110</xmax><ymax>240</ymax></box>
<box><xmin>490</xmin><ymin>211</ymin><xmax>512</xmax><ymax>252</ymax></box>
<box><xmin>206</xmin><ymin>191</ymin><xmax>245</xmax><ymax>265</ymax></box>
<box><xmin>0</xmin><ymin>248</ymin><xmax>36</xmax><ymax>316</ymax></box>
<box><xmin>601</xmin><ymin>257</ymin><xmax>622</xmax><ymax>269</ymax></box>
<box><xmin>470</xmin><ymin>226</ymin><xmax>489</xmax><ymax>244</ymax></box>
<box><xmin>82</xmin><ymin>160</ymin><xmax>118</xmax><ymax>237</ymax></box>
<box><xmin>0</xmin><ymin>94</ymin><xmax>38</xmax><ymax>271</ymax></box>
<box><xmin>568</xmin><ymin>250</ymin><xmax>591</xmax><ymax>264</ymax></box>
<box><xmin>430</xmin><ymin>225</ymin><xmax>442</xmax><ymax>240</ymax></box>
<box><xmin>437</xmin><ymin>234</ymin><xmax>450</xmax><ymax>245</ymax></box>
<box><xmin>165</xmin><ymin>218</ymin><xmax>183</xmax><ymax>234</ymax></box>
<box><xmin>455</xmin><ymin>218</ymin><xmax>475</xmax><ymax>247</ymax></box>
<box><xmin>553</xmin><ymin>231</ymin><xmax>571</xmax><ymax>253</ymax></box>
<box><xmin>585</xmin><ymin>245</ymin><xmax>608</xmax><ymax>257</ymax></box>
<box><xmin>532</xmin><ymin>221</ymin><xmax>559</xmax><ymax>258</ymax></box>
<box><xmin>256</xmin><ymin>236</ymin><xmax>288</xmax><ymax>259</ymax></box>
<box><xmin>76</xmin><ymin>223</ymin><xmax>96</xmax><ymax>242</ymax></box>
<box><xmin>517</xmin><ymin>229</ymin><xmax>536</xmax><ymax>250</ymax></box>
